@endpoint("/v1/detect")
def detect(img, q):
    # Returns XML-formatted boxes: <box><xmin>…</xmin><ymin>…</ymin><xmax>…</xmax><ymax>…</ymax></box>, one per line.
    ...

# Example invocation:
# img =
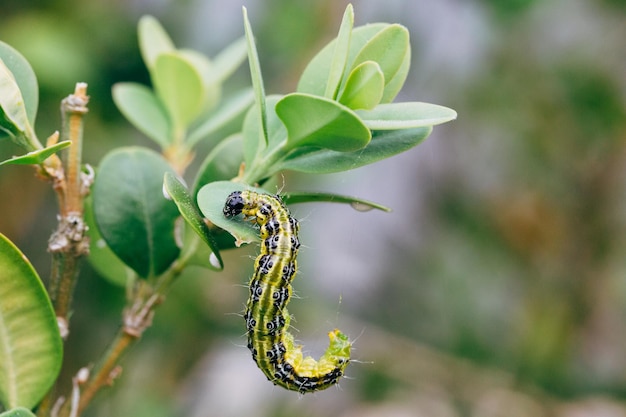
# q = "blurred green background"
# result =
<box><xmin>1</xmin><ymin>0</ymin><xmax>626</xmax><ymax>416</ymax></box>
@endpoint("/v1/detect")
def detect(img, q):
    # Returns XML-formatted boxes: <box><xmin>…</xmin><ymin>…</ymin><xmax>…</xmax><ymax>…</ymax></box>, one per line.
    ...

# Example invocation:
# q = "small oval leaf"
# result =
<box><xmin>276</xmin><ymin>93</ymin><xmax>371</xmax><ymax>152</ymax></box>
<box><xmin>153</xmin><ymin>53</ymin><xmax>205</xmax><ymax>131</ymax></box>
<box><xmin>212</xmin><ymin>36</ymin><xmax>248</xmax><ymax>83</ymax></box>
<box><xmin>298</xmin><ymin>23</ymin><xmax>389</xmax><ymax>96</ymax></box>
<box><xmin>187</xmin><ymin>88</ymin><xmax>254</xmax><ymax>148</ymax></box>
<box><xmin>356</xmin><ymin>102</ymin><xmax>457</xmax><ymax>130</ymax></box>
<box><xmin>112</xmin><ymin>83</ymin><xmax>170</xmax><ymax>148</ymax></box>
<box><xmin>350</xmin><ymin>24</ymin><xmax>410</xmax><ymax>103</ymax></box>
<box><xmin>278</xmin><ymin>126</ymin><xmax>432</xmax><ymax>174</ymax></box>
<box><xmin>178</xmin><ymin>49</ymin><xmax>221</xmax><ymax>114</ymax></box>
<box><xmin>0</xmin><ymin>234</ymin><xmax>62</xmax><ymax>409</ymax></box>
<box><xmin>93</xmin><ymin>147</ymin><xmax>180</xmax><ymax>278</ymax></box>
<box><xmin>0</xmin><ymin>41</ymin><xmax>38</xmax><ymax>130</ymax></box>
<box><xmin>338</xmin><ymin>61</ymin><xmax>384</xmax><ymax>110</ymax></box>
<box><xmin>0</xmin><ymin>59</ymin><xmax>39</xmax><ymax>151</ymax></box>
<box><xmin>138</xmin><ymin>16</ymin><xmax>176</xmax><ymax>71</ymax></box>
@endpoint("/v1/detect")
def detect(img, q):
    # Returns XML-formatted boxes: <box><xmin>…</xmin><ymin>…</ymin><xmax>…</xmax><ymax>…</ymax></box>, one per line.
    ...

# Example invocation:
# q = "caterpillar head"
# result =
<box><xmin>223</xmin><ymin>191</ymin><xmax>245</xmax><ymax>217</ymax></box>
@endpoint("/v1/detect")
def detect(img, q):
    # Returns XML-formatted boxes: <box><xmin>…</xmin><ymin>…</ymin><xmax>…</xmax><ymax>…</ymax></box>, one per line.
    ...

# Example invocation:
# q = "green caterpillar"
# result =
<box><xmin>223</xmin><ymin>190</ymin><xmax>351</xmax><ymax>393</ymax></box>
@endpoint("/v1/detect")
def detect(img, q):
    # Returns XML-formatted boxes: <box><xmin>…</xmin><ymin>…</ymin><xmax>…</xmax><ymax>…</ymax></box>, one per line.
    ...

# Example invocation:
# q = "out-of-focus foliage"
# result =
<box><xmin>1</xmin><ymin>1</ymin><xmax>625</xmax><ymax>417</ymax></box>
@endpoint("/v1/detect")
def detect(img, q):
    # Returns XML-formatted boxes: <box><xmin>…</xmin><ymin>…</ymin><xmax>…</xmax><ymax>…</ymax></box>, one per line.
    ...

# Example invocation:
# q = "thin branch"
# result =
<box><xmin>38</xmin><ymin>83</ymin><xmax>92</xmax><ymax>417</ymax></box>
<box><xmin>47</xmin><ymin>83</ymin><xmax>91</xmax><ymax>327</ymax></box>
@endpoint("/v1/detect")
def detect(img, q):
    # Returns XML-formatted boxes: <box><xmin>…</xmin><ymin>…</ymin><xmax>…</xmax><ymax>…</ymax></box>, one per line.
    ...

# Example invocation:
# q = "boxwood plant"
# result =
<box><xmin>0</xmin><ymin>5</ymin><xmax>455</xmax><ymax>417</ymax></box>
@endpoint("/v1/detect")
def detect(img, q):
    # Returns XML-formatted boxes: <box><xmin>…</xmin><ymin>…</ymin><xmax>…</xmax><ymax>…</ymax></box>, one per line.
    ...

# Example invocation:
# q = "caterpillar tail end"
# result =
<box><xmin>326</xmin><ymin>329</ymin><xmax>352</xmax><ymax>362</ymax></box>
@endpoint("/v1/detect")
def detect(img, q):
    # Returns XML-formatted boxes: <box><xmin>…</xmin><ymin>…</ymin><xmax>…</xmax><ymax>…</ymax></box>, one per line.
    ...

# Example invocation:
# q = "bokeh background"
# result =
<box><xmin>1</xmin><ymin>0</ymin><xmax>626</xmax><ymax>416</ymax></box>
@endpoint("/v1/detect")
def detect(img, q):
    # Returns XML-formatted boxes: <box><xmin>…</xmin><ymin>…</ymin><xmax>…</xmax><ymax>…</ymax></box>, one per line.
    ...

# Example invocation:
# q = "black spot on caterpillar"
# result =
<box><xmin>224</xmin><ymin>190</ymin><xmax>351</xmax><ymax>393</ymax></box>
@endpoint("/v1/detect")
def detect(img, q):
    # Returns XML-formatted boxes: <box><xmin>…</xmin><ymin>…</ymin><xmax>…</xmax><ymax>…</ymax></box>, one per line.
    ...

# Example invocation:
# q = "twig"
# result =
<box><xmin>37</xmin><ymin>83</ymin><xmax>91</xmax><ymax>417</ymax></box>
<box><xmin>47</xmin><ymin>83</ymin><xmax>91</xmax><ymax>328</ymax></box>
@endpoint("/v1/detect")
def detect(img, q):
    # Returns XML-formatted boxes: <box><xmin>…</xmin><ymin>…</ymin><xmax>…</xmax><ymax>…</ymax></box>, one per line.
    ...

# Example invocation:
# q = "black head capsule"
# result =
<box><xmin>224</xmin><ymin>191</ymin><xmax>245</xmax><ymax>217</ymax></box>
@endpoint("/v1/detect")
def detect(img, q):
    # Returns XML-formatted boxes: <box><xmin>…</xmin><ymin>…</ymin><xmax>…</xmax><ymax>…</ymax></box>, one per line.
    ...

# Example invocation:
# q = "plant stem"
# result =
<box><xmin>62</xmin><ymin>83</ymin><xmax>88</xmax><ymax>215</ymax></box>
<box><xmin>74</xmin><ymin>330</ymin><xmax>136</xmax><ymax>416</ymax></box>
<box><xmin>57</xmin><ymin>260</ymin><xmax>187</xmax><ymax>417</ymax></box>
<box><xmin>48</xmin><ymin>83</ymin><xmax>91</xmax><ymax>328</ymax></box>
<box><xmin>38</xmin><ymin>84</ymin><xmax>91</xmax><ymax>417</ymax></box>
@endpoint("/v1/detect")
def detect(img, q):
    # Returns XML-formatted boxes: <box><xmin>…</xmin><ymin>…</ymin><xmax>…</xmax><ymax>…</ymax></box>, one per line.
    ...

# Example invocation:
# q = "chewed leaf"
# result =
<box><xmin>283</xmin><ymin>191</ymin><xmax>391</xmax><ymax>212</ymax></box>
<box><xmin>276</xmin><ymin>93</ymin><xmax>371</xmax><ymax>152</ymax></box>
<box><xmin>197</xmin><ymin>181</ymin><xmax>271</xmax><ymax>245</ymax></box>
<box><xmin>164</xmin><ymin>172</ymin><xmax>223</xmax><ymax>270</ymax></box>
<box><xmin>0</xmin><ymin>140</ymin><xmax>70</xmax><ymax>167</ymax></box>
<box><xmin>338</xmin><ymin>61</ymin><xmax>384</xmax><ymax>110</ymax></box>
<box><xmin>112</xmin><ymin>83</ymin><xmax>170</xmax><ymax>148</ymax></box>
<box><xmin>357</xmin><ymin>102</ymin><xmax>457</xmax><ymax>130</ymax></box>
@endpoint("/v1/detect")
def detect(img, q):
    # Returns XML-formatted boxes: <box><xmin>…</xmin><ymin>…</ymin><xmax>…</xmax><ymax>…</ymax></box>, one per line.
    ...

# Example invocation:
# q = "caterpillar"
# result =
<box><xmin>223</xmin><ymin>190</ymin><xmax>351</xmax><ymax>393</ymax></box>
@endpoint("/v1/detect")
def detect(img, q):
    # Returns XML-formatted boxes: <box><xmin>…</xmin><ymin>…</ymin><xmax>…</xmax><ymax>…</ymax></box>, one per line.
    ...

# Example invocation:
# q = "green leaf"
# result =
<box><xmin>350</xmin><ymin>24</ymin><xmax>410</xmax><ymax>103</ymax></box>
<box><xmin>85</xmin><ymin>196</ymin><xmax>133</xmax><ymax>287</ymax></box>
<box><xmin>357</xmin><ymin>102</ymin><xmax>457</xmax><ymax>130</ymax></box>
<box><xmin>0</xmin><ymin>407</ymin><xmax>37</xmax><ymax>417</ymax></box>
<box><xmin>138</xmin><ymin>15</ymin><xmax>176</xmax><ymax>72</ymax></box>
<box><xmin>324</xmin><ymin>4</ymin><xmax>353</xmax><ymax>99</ymax></box>
<box><xmin>112</xmin><ymin>82</ymin><xmax>170</xmax><ymax>148</ymax></box>
<box><xmin>93</xmin><ymin>147</ymin><xmax>180</xmax><ymax>278</ymax></box>
<box><xmin>0</xmin><ymin>234</ymin><xmax>62</xmax><ymax>410</ymax></box>
<box><xmin>0</xmin><ymin>140</ymin><xmax>70</xmax><ymax>167</ymax></box>
<box><xmin>242</xmin><ymin>7</ymin><xmax>268</xmax><ymax>147</ymax></box>
<box><xmin>153</xmin><ymin>52</ymin><xmax>206</xmax><ymax>132</ymax></box>
<box><xmin>212</xmin><ymin>36</ymin><xmax>248</xmax><ymax>83</ymax></box>
<box><xmin>193</xmin><ymin>134</ymin><xmax>244</xmax><ymax>194</ymax></box>
<box><xmin>197</xmin><ymin>181</ymin><xmax>271</xmax><ymax>245</ymax></box>
<box><xmin>275</xmin><ymin>93</ymin><xmax>371</xmax><ymax>152</ymax></box>
<box><xmin>283</xmin><ymin>191</ymin><xmax>390</xmax><ymax>212</ymax></box>
<box><xmin>0</xmin><ymin>58</ymin><xmax>40</xmax><ymax>151</ymax></box>
<box><xmin>380</xmin><ymin>41</ymin><xmax>411</xmax><ymax>104</ymax></box>
<box><xmin>164</xmin><ymin>173</ymin><xmax>223</xmax><ymax>270</ymax></box>
<box><xmin>0</xmin><ymin>41</ymin><xmax>38</xmax><ymax>131</ymax></box>
<box><xmin>278</xmin><ymin>126</ymin><xmax>432</xmax><ymax>174</ymax></box>
<box><xmin>178</xmin><ymin>49</ymin><xmax>221</xmax><ymax>114</ymax></box>
<box><xmin>338</xmin><ymin>61</ymin><xmax>384</xmax><ymax>110</ymax></box>
<box><xmin>187</xmin><ymin>88</ymin><xmax>254</xmax><ymax>148</ymax></box>
<box><xmin>197</xmin><ymin>182</ymin><xmax>391</xmax><ymax>249</ymax></box>
<box><xmin>242</xmin><ymin>95</ymin><xmax>287</xmax><ymax>172</ymax></box>
<box><xmin>298</xmin><ymin>23</ymin><xmax>389</xmax><ymax>96</ymax></box>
